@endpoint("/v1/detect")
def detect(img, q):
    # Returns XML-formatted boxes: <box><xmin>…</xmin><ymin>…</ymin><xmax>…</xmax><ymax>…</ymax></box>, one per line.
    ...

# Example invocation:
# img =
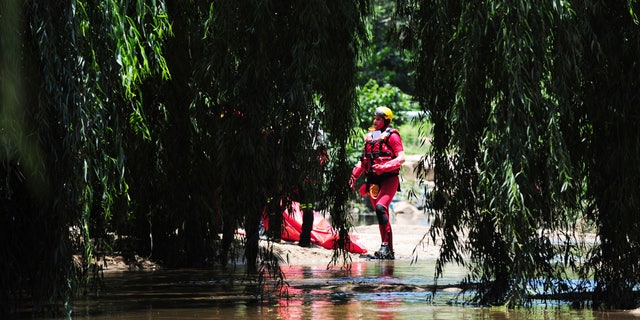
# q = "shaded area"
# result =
<box><xmin>18</xmin><ymin>262</ymin><xmax>640</xmax><ymax>320</ymax></box>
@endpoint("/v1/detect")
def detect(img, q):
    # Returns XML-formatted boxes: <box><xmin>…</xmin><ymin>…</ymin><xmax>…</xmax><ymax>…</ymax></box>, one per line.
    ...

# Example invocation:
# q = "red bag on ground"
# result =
<box><xmin>279</xmin><ymin>202</ymin><xmax>367</xmax><ymax>254</ymax></box>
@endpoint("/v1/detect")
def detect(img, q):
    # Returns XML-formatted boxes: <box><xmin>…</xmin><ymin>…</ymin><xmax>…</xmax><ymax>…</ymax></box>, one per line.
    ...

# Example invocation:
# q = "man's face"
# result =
<box><xmin>372</xmin><ymin>115</ymin><xmax>385</xmax><ymax>130</ymax></box>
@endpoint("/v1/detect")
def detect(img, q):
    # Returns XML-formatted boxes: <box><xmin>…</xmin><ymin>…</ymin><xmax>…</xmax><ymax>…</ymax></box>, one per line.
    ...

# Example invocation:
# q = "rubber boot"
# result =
<box><xmin>374</xmin><ymin>243</ymin><xmax>395</xmax><ymax>260</ymax></box>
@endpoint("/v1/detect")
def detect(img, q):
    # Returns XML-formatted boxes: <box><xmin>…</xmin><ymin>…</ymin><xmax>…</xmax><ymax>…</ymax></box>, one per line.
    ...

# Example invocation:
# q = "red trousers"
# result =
<box><xmin>368</xmin><ymin>175</ymin><xmax>399</xmax><ymax>251</ymax></box>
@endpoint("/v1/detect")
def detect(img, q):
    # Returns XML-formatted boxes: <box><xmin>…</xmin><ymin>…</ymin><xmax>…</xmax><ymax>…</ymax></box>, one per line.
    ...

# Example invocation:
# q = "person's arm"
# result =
<box><xmin>395</xmin><ymin>151</ymin><xmax>406</xmax><ymax>165</ymax></box>
<box><xmin>350</xmin><ymin>160</ymin><xmax>365</xmax><ymax>188</ymax></box>
<box><xmin>371</xmin><ymin>151</ymin><xmax>405</xmax><ymax>174</ymax></box>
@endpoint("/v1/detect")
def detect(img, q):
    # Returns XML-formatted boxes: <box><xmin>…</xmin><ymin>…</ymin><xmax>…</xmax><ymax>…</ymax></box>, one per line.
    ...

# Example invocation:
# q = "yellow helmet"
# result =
<box><xmin>374</xmin><ymin>106</ymin><xmax>393</xmax><ymax>123</ymax></box>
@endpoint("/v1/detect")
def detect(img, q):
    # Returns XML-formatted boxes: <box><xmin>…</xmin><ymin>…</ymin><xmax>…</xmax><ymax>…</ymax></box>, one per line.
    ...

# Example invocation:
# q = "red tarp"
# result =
<box><xmin>263</xmin><ymin>201</ymin><xmax>368</xmax><ymax>254</ymax></box>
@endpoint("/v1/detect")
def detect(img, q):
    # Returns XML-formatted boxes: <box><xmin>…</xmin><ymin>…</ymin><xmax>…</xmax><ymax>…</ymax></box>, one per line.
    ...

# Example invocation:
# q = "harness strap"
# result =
<box><xmin>362</xmin><ymin>127</ymin><xmax>399</xmax><ymax>165</ymax></box>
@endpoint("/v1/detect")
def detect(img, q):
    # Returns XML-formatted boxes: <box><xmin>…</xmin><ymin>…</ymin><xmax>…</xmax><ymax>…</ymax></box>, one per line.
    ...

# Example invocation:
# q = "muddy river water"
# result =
<box><xmin>42</xmin><ymin>259</ymin><xmax>639</xmax><ymax>320</ymax></box>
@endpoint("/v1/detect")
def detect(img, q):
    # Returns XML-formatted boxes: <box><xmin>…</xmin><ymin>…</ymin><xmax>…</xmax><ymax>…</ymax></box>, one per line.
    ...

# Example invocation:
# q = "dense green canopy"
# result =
<box><xmin>3</xmin><ymin>0</ymin><xmax>640</xmax><ymax>315</ymax></box>
<box><xmin>1</xmin><ymin>0</ymin><xmax>368</xmax><ymax>315</ymax></box>
<box><xmin>399</xmin><ymin>0</ymin><xmax>640</xmax><ymax>308</ymax></box>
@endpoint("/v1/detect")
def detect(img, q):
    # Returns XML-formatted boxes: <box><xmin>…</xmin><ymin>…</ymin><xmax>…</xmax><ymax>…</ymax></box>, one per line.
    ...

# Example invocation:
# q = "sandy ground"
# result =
<box><xmin>264</xmin><ymin>202</ymin><xmax>439</xmax><ymax>267</ymax></box>
<box><xmin>93</xmin><ymin>201</ymin><xmax>437</xmax><ymax>272</ymax></box>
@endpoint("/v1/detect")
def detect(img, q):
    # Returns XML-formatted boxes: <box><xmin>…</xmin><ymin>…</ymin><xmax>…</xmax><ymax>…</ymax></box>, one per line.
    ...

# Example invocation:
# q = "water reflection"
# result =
<box><xmin>35</xmin><ymin>261</ymin><xmax>640</xmax><ymax>319</ymax></box>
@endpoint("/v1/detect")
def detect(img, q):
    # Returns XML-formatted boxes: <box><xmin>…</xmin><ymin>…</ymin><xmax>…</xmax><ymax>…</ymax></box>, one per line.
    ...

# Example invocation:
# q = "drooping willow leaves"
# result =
<box><xmin>398</xmin><ymin>0</ymin><xmax>640</xmax><ymax>308</ymax></box>
<box><xmin>199</xmin><ymin>0</ymin><xmax>370</xmax><ymax>270</ymax></box>
<box><xmin>1</xmin><ymin>0</ymin><xmax>371</xmax><ymax>315</ymax></box>
<box><xmin>1</xmin><ymin>0</ymin><xmax>170</xmax><ymax>314</ymax></box>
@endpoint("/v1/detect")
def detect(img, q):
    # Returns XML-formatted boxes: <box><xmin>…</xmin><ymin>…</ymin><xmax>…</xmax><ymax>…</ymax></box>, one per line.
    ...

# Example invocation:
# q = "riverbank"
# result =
<box><xmin>266</xmin><ymin>209</ymin><xmax>436</xmax><ymax>267</ymax></box>
<box><xmin>92</xmin><ymin>200</ymin><xmax>433</xmax><ymax>272</ymax></box>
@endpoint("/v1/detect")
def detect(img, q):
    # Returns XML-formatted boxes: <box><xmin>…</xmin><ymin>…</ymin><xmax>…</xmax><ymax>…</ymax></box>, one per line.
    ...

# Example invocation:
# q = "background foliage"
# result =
<box><xmin>1</xmin><ymin>0</ymin><xmax>368</xmax><ymax>315</ymax></box>
<box><xmin>398</xmin><ymin>0</ymin><xmax>640</xmax><ymax>308</ymax></box>
<box><xmin>4</xmin><ymin>0</ymin><xmax>640</xmax><ymax>316</ymax></box>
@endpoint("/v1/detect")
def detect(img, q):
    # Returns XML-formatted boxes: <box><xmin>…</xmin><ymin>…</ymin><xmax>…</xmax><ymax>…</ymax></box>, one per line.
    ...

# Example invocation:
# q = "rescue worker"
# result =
<box><xmin>349</xmin><ymin>106</ymin><xmax>405</xmax><ymax>260</ymax></box>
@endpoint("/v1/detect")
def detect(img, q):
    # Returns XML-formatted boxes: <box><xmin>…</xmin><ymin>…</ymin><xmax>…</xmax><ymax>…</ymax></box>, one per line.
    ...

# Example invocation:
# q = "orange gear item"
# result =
<box><xmin>369</xmin><ymin>184</ymin><xmax>380</xmax><ymax>199</ymax></box>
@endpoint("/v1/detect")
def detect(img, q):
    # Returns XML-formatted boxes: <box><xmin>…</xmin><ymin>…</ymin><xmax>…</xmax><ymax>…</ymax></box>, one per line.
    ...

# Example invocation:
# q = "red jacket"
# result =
<box><xmin>361</xmin><ymin>127</ymin><xmax>403</xmax><ymax>175</ymax></box>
